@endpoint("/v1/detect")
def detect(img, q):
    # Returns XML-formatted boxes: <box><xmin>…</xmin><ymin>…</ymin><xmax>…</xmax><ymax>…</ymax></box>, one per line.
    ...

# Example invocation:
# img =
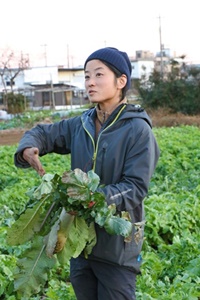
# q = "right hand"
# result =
<box><xmin>23</xmin><ymin>147</ymin><xmax>46</xmax><ymax>176</ymax></box>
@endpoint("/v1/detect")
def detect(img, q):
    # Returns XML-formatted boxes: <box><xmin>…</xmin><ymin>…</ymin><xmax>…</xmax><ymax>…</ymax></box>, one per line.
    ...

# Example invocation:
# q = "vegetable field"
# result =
<box><xmin>0</xmin><ymin>125</ymin><xmax>200</xmax><ymax>300</ymax></box>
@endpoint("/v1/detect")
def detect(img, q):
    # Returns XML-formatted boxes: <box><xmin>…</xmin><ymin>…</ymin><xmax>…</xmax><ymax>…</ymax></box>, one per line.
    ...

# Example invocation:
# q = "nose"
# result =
<box><xmin>86</xmin><ymin>76</ymin><xmax>95</xmax><ymax>87</ymax></box>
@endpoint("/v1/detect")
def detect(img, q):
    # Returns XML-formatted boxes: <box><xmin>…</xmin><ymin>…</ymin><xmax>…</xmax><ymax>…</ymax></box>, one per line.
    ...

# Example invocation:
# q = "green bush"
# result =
<box><xmin>136</xmin><ymin>64</ymin><xmax>200</xmax><ymax>115</ymax></box>
<box><xmin>7</xmin><ymin>93</ymin><xmax>29</xmax><ymax>114</ymax></box>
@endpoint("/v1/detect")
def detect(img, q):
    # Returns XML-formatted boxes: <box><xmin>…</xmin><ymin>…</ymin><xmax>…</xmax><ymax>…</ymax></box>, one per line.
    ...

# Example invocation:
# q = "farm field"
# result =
<box><xmin>0</xmin><ymin>119</ymin><xmax>200</xmax><ymax>299</ymax></box>
<box><xmin>0</xmin><ymin>108</ymin><xmax>200</xmax><ymax>146</ymax></box>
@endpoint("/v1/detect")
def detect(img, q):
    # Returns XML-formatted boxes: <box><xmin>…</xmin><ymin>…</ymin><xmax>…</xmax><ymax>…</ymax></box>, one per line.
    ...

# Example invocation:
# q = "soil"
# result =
<box><xmin>0</xmin><ymin>128</ymin><xmax>27</xmax><ymax>146</ymax></box>
<box><xmin>0</xmin><ymin>110</ymin><xmax>199</xmax><ymax>146</ymax></box>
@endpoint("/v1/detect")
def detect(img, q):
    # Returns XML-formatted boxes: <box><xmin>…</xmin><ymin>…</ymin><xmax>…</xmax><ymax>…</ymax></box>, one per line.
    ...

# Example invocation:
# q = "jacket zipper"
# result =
<box><xmin>83</xmin><ymin>105</ymin><xmax>126</xmax><ymax>171</ymax></box>
<box><xmin>100</xmin><ymin>145</ymin><xmax>106</xmax><ymax>180</ymax></box>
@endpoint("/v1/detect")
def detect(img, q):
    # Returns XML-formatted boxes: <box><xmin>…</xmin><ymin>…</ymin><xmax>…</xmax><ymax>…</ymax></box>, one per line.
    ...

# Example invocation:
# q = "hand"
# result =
<box><xmin>23</xmin><ymin>147</ymin><xmax>46</xmax><ymax>176</ymax></box>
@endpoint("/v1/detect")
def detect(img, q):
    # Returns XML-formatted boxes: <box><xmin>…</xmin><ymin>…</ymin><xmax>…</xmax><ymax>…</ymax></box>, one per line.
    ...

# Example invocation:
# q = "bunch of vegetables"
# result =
<box><xmin>6</xmin><ymin>168</ymin><xmax>133</xmax><ymax>298</ymax></box>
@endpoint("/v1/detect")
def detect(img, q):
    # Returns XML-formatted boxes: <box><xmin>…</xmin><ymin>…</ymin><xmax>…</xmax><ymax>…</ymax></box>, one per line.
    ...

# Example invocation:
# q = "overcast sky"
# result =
<box><xmin>1</xmin><ymin>0</ymin><xmax>199</xmax><ymax>67</ymax></box>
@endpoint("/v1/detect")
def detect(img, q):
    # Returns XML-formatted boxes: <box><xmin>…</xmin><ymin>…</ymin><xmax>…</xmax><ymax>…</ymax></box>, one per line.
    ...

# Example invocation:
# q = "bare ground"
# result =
<box><xmin>0</xmin><ymin>110</ymin><xmax>199</xmax><ymax>146</ymax></box>
<box><xmin>0</xmin><ymin>128</ymin><xmax>27</xmax><ymax>146</ymax></box>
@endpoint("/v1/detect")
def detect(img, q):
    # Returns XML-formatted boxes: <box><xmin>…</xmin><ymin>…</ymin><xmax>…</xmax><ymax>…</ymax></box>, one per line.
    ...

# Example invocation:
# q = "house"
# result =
<box><xmin>130</xmin><ymin>50</ymin><xmax>155</xmax><ymax>80</ymax></box>
<box><xmin>154</xmin><ymin>48</ymin><xmax>173</xmax><ymax>76</ymax></box>
<box><xmin>1</xmin><ymin>47</ymin><xmax>182</xmax><ymax>110</ymax></box>
<box><xmin>23</xmin><ymin>66</ymin><xmax>86</xmax><ymax>108</ymax></box>
<box><xmin>0</xmin><ymin>65</ymin><xmax>86</xmax><ymax>109</ymax></box>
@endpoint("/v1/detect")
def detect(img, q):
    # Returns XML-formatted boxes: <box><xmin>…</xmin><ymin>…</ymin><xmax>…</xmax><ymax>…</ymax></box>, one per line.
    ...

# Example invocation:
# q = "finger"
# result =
<box><xmin>23</xmin><ymin>148</ymin><xmax>46</xmax><ymax>176</ymax></box>
<box><xmin>31</xmin><ymin>157</ymin><xmax>46</xmax><ymax>176</ymax></box>
<box><xmin>38</xmin><ymin>167</ymin><xmax>46</xmax><ymax>177</ymax></box>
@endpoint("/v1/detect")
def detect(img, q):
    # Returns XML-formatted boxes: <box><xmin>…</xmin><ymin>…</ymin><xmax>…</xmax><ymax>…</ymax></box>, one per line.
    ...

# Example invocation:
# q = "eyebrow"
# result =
<box><xmin>85</xmin><ymin>66</ymin><xmax>104</xmax><ymax>74</ymax></box>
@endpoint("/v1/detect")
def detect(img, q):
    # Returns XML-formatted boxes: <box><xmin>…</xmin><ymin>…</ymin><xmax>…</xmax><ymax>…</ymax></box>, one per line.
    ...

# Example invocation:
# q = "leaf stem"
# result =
<box><xmin>39</xmin><ymin>201</ymin><xmax>57</xmax><ymax>231</ymax></box>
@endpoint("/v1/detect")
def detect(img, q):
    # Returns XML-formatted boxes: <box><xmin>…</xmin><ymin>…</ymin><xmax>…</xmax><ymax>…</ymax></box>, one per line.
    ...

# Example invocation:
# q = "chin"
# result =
<box><xmin>89</xmin><ymin>98</ymin><xmax>99</xmax><ymax>104</ymax></box>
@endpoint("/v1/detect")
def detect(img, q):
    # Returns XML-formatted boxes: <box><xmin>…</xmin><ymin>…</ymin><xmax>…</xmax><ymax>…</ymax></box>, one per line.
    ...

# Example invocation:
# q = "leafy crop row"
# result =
<box><xmin>0</xmin><ymin>108</ymin><xmax>88</xmax><ymax>130</ymax></box>
<box><xmin>0</xmin><ymin>125</ymin><xmax>199</xmax><ymax>299</ymax></box>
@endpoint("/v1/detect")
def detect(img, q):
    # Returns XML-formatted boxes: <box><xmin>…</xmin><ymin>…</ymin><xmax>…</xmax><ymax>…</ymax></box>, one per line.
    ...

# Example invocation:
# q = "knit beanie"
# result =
<box><xmin>84</xmin><ymin>47</ymin><xmax>132</xmax><ymax>90</ymax></box>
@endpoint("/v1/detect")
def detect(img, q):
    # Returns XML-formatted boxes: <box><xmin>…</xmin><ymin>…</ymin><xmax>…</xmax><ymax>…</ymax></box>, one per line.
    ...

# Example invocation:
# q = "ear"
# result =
<box><xmin>117</xmin><ymin>74</ymin><xmax>127</xmax><ymax>89</ymax></box>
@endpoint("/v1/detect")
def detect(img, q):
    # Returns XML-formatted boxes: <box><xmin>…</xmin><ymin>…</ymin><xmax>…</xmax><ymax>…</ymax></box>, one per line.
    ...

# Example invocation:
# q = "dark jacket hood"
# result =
<box><xmin>84</xmin><ymin>103</ymin><xmax>152</xmax><ymax>128</ymax></box>
<box><xmin>120</xmin><ymin>104</ymin><xmax>152</xmax><ymax>128</ymax></box>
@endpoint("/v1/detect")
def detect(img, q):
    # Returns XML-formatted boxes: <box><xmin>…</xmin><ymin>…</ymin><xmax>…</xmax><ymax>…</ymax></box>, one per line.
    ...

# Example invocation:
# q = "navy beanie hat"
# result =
<box><xmin>84</xmin><ymin>47</ymin><xmax>132</xmax><ymax>90</ymax></box>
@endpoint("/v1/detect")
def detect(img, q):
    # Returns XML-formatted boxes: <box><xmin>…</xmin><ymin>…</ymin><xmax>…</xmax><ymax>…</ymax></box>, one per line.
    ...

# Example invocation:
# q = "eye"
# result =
<box><xmin>85</xmin><ymin>75</ymin><xmax>90</xmax><ymax>80</ymax></box>
<box><xmin>96</xmin><ymin>72</ymin><xmax>103</xmax><ymax>77</ymax></box>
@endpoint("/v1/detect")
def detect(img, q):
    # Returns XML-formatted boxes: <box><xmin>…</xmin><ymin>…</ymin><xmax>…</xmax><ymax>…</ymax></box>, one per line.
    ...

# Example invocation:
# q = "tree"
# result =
<box><xmin>136</xmin><ymin>55</ymin><xmax>200</xmax><ymax>115</ymax></box>
<box><xmin>0</xmin><ymin>48</ymin><xmax>29</xmax><ymax>109</ymax></box>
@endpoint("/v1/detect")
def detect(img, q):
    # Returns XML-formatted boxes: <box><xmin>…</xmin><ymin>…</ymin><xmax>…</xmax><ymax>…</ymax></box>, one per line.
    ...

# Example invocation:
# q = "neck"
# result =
<box><xmin>98</xmin><ymin>97</ymin><xmax>127</xmax><ymax>113</ymax></box>
<box><xmin>96</xmin><ymin>98</ymin><xmax>127</xmax><ymax>124</ymax></box>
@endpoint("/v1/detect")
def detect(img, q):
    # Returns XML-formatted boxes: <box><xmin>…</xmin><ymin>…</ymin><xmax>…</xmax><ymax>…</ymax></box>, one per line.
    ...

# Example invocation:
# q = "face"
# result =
<box><xmin>84</xmin><ymin>59</ymin><xmax>126</xmax><ymax>108</ymax></box>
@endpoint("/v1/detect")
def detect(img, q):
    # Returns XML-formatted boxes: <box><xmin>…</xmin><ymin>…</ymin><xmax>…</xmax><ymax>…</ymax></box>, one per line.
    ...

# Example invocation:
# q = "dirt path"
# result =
<box><xmin>0</xmin><ymin>129</ymin><xmax>27</xmax><ymax>146</ymax></box>
<box><xmin>0</xmin><ymin>111</ymin><xmax>200</xmax><ymax>146</ymax></box>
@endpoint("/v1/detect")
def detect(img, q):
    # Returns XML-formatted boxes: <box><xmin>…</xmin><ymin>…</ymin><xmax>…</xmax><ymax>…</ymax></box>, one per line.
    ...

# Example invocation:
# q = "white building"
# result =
<box><xmin>130</xmin><ymin>50</ymin><xmax>155</xmax><ymax>79</ymax></box>
<box><xmin>131</xmin><ymin>60</ymin><xmax>154</xmax><ymax>79</ymax></box>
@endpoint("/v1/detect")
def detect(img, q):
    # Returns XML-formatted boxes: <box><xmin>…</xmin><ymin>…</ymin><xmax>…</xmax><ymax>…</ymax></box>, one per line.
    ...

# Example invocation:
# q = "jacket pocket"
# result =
<box><xmin>90</xmin><ymin>225</ymin><xmax>126</xmax><ymax>265</ymax></box>
<box><xmin>124</xmin><ymin>220</ymin><xmax>145</xmax><ymax>260</ymax></box>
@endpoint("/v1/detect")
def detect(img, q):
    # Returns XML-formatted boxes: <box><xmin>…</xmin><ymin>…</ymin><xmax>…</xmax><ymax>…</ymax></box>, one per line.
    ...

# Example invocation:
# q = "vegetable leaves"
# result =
<box><xmin>6</xmin><ymin>168</ymin><xmax>133</xmax><ymax>298</ymax></box>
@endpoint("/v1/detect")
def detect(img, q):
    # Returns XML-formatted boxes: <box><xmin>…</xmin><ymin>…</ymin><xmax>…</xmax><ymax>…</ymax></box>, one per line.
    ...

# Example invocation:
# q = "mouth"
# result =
<box><xmin>88</xmin><ymin>90</ymin><xmax>96</xmax><ymax>95</ymax></box>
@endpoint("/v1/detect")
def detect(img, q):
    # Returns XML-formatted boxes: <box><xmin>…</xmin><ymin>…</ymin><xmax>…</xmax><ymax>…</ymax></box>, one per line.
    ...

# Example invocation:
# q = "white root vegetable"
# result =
<box><xmin>54</xmin><ymin>208</ymin><xmax>75</xmax><ymax>253</ymax></box>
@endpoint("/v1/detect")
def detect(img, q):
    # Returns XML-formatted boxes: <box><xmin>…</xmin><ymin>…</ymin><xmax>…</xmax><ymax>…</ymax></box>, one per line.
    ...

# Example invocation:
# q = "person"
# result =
<box><xmin>14</xmin><ymin>47</ymin><xmax>160</xmax><ymax>300</ymax></box>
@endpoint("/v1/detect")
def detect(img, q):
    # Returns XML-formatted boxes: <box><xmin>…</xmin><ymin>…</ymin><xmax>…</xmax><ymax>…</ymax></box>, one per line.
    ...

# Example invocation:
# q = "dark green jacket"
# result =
<box><xmin>14</xmin><ymin>104</ymin><xmax>160</xmax><ymax>273</ymax></box>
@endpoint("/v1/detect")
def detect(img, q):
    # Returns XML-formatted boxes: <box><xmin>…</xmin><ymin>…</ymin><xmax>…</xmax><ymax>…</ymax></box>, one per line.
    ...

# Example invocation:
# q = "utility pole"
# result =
<box><xmin>67</xmin><ymin>44</ymin><xmax>70</xmax><ymax>68</ymax></box>
<box><xmin>158</xmin><ymin>16</ymin><xmax>164</xmax><ymax>78</ymax></box>
<box><xmin>50</xmin><ymin>73</ymin><xmax>55</xmax><ymax>110</ymax></box>
<box><xmin>41</xmin><ymin>44</ymin><xmax>47</xmax><ymax>67</ymax></box>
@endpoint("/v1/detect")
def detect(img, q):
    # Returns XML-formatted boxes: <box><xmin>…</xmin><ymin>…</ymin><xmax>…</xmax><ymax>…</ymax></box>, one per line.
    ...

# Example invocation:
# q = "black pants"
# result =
<box><xmin>70</xmin><ymin>256</ymin><xmax>136</xmax><ymax>300</ymax></box>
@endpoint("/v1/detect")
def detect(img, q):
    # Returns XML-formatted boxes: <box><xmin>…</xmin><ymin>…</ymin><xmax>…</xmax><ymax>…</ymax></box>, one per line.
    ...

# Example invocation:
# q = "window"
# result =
<box><xmin>42</xmin><ymin>91</ymin><xmax>50</xmax><ymax>106</ymax></box>
<box><xmin>6</xmin><ymin>81</ymin><xmax>15</xmax><ymax>86</ymax></box>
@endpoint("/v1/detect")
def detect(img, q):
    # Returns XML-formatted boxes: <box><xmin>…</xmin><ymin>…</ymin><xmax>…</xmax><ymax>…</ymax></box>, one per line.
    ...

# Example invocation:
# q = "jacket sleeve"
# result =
<box><xmin>14</xmin><ymin>119</ymin><xmax>73</xmax><ymax>168</ymax></box>
<box><xmin>97</xmin><ymin>120</ymin><xmax>160</xmax><ymax>212</ymax></box>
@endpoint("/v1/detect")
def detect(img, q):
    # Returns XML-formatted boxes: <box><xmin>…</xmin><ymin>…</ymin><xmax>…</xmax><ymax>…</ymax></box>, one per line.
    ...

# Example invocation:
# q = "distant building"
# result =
<box><xmin>23</xmin><ymin>66</ymin><xmax>85</xmax><ymax>108</ymax></box>
<box><xmin>130</xmin><ymin>50</ymin><xmax>154</xmax><ymax>79</ymax></box>
<box><xmin>136</xmin><ymin>50</ymin><xmax>154</xmax><ymax>60</ymax></box>
<box><xmin>154</xmin><ymin>47</ymin><xmax>173</xmax><ymax>76</ymax></box>
<box><xmin>1</xmin><ymin>47</ymin><xmax>192</xmax><ymax>110</ymax></box>
<box><xmin>0</xmin><ymin>66</ymin><xmax>86</xmax><ymax>109</ymax></box>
